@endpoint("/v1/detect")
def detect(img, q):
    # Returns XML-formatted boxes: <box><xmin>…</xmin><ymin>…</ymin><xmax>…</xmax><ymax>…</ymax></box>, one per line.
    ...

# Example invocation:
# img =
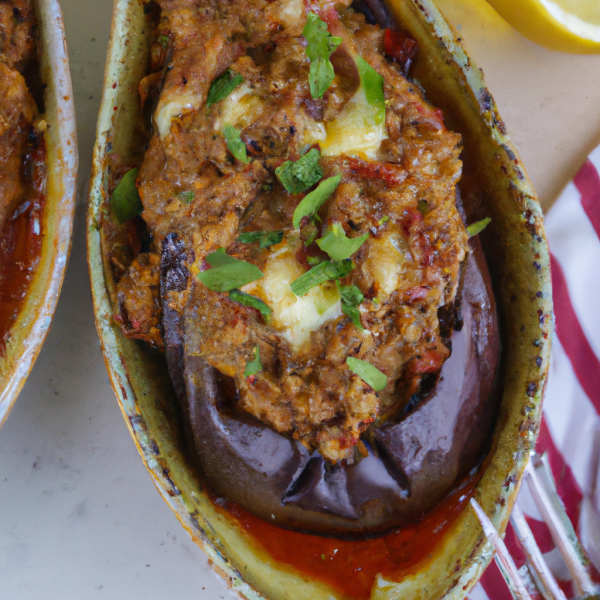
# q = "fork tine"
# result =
<box><xmin>470</xmin><ymin>498</ymin><xmax>534</xmax><ymax>600</ymax></box>
<box><xmin>510</xmin><ymin>501</ymin><xmax>568</xmax><ymax>600</ymax></box>
<box><xmin>525</xmin><ymin>460</ymin><xmax>600</xmax><ymax>598</ymax></box>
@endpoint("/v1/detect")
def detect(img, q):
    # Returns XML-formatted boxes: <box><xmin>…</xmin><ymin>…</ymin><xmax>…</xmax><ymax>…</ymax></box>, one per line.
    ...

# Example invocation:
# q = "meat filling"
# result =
<box><xmin>0</xmin><ymin>0</ymin><xmax>37</xmax><ymax>262</ymax></box>
<box><xmin>116</xmin><ymin>0</ymin><xmax>468</xmax><ymax>462</ymax></box>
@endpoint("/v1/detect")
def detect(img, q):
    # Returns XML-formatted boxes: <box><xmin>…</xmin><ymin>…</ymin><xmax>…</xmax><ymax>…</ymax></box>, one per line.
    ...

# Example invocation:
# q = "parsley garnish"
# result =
<box><xmin>303</xmin><ymin>13</ymin><xmax>342</xmax><ymax>99</ymax></box>
<box><xmin>237</xmin><ymin>230</ymin><xmax>283</xmax><ymax>249</ymax></box>
<box><xmin>112</xmin><ymin>168</ymin><xmax>143</xmax><ymax>224</ymax></box>
<box><xmin>223</xmin><ymin>123</ymin><xmax>251</xmax><ymax>164</ymax></box>
<box><xmin>292</xmin><ymin>174</ymin><xmax>341</xmax><ymax>229</ymax></box>
<box><xmin>229</xmin><ymin>290</ymin><xmax>272</xmax><ymax>317</ymax></box>
<box><xmin>178</xmin><ymin>190</ymin><xmax>195</xmax><ymax>204</ymax></box>
<box><xmin>244</xmin><ymin>346</ymin><xmax>263</xmax><ymax>378</ymax></box>
<box><xmin>276</xmin><ymin>148</ymin><xmax>323</xmax><ymax>194</ymax></box>
<box><xmin>467</xmin><ymin>217</ymin><xmax>491</xmax><ymax>237</ymax></box>
<box><xmin>290</xmin><ymin>259</ymin><xmax>353</xmax><ymax>296</ymax></box>
<box><xmin>317</xmin><ymin>222</ymin><xmax>369</xmax><ymax>261</ymax></box>
<box><xmin>417</xmin><ymin>200</ymin><xmax>428</xmax><ymax>215</ymax></box>
<box><xmin>346</xmin><ymin>357</ymin><xmax>387</xmax><ymax>391</ymax></box>
<box><xmin>198</xmin><ymin>251</ymin><xmax>263</xmax><ymax>292</ymax></box>
<box><xmin>158</xmin><ymin>35</ymin><xmax>169</xmax><ymax>48</ymax></box>
<box><xmin>207</xmin><ymin>69</ymin><xmax>244</xmax><ymax>109</ymax></box>
<box><xmin>355</xmin><ymin>56</ymin><xmax>385</xmax><ymax>125</ymax></box>
<box><xmin>338</xmin><ymin>283</ymin><xmax>364</xmax><ymax>331</ymax></box>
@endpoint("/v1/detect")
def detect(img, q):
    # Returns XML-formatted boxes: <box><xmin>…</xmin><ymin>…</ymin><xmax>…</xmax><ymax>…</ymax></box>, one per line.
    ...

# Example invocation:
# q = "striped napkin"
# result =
<box><xmin>471</xmin><ymin>146</ymin><xmax>600</xmax><ymax>600</ymax></box>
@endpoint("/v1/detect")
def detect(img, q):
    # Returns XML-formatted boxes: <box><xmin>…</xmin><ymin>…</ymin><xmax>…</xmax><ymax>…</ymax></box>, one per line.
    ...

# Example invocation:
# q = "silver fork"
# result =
<box><xmin>471</xmin><ymin>452</ymin><xmax>600</xmax><ymax>600</ymax></box>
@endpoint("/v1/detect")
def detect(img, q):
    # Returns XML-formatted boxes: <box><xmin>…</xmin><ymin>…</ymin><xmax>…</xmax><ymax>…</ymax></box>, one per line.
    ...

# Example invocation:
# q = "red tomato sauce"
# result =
<box><xmin>0</xmin><ymin>141</ymin><xmax>46</xmax><ymax>355</ymax></box>
<box><xmin>217</xmin><ymin>473</ymin><xmax>480</xmax><ymax>600</ymax></box>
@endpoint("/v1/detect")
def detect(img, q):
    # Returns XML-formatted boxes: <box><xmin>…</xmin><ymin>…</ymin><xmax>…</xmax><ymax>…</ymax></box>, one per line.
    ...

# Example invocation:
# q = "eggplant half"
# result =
<box><xmin>0</xmin><ymin>0</ymin><xmax>77</xmax><ymax>426</ymax></box>
<box><xmin>88</xmin><ymin>0</ymin><xmax>552</xmax><ymax>598</ymax></box>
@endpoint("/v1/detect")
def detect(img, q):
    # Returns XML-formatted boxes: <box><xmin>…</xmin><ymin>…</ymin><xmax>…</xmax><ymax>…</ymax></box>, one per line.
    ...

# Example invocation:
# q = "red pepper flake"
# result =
<box><xmin>247</xmin><ymin>375</ymin><xmax>256</xmax><ymax>384</ymax></box>
<box><xmin>345</xmin><ymin>157</ymin><xmax>406</xmax><ymax>186</ymax></box>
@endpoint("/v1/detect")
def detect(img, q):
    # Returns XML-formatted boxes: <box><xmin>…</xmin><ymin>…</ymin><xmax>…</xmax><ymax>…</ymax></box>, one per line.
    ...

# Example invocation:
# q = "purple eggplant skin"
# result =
<box><xmin>161</xmin><ymin>230</ymin><xmax>500</xmax><ymax>539</ymax></box>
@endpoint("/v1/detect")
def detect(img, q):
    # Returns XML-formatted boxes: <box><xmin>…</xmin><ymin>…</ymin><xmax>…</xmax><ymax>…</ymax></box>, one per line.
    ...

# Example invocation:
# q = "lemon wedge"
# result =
<box><xmin>485</xmin><ymin>0</ymin><xmax>600</xmax><ymax>53</ymax></box>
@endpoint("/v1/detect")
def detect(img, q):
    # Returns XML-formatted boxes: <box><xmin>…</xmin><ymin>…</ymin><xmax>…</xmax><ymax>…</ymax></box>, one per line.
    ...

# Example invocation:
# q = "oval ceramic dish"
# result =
<box><xmin>0</xmin><ymin>0</ymin><xmax>77</xmax><ymax>427</ymax></box>
<box><xmin>87</xmin><ymin>1</ymin><xmax>553</xmax><ymax>599</ymax></box>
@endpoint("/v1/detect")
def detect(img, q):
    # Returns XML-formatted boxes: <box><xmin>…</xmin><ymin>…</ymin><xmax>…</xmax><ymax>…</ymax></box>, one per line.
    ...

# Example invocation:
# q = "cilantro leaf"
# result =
<box><xmin>346</xmin><ymin>357</ymin><xmax>387</xmax><ymax>391</ymax></box>
<box><xmin>467</xmin><ymin>217</ymin><xmax>491</xmax><ymax>237</ymax></box>
<box><xmin>112</xmin><ymin>168</ymin><xmax>143</xmax><ymax>224</ymax></box>
<box><xmin>198</xmin><ymin>251</ymin><xmax>263</xmax><ymax>292</ymax></box>
<box><xmin>355</xmin><ymin>56</ymin><xmax>385</xmax><ymax>125</ymax></box>
<box><xmin>237</xmin><ymin>230</ymin><xmax>283</xmax><ymax>249</ymax></box>
<box><xmin>207</xmin><ymin>69</ymin><xmax>244</xmax><ymax>109</ymax></box>
<box><xmin>317</xmin><ymin>222</ymin><xmax>369</xmax><ymax>261</ymax></box>
<box><xmin>228</xmin><ymin>289</ymin><xmax>272</xmax><ymax>317</ymax></box>
<box><xmin>303</xmin><ymin>12</ymin><xmax>342</xmax><ymax>98</ymax></box>
<box><xmin>276</xmin><ymin>148</ymin><xmax>324</xmax><ymax>193</ymax></box>
<box><xmin>223</xmin><ymin>123</ymin><xmax>251</xmax><ymax>164</ymax></box>
<box><xmin>244</xmin><ymin>346</ymin><xmax>263</xmax><ymax>378</ymax></box>
<box><xmin>290</xmin><ymin>259</ymin><xmax>353</xmax><ymax>296</ymax></box>
<box><xmin>339</xmin><ymin>283</ymin><xmax>364</xmax><ymax>331</ymax></box>
<box><xmin>292</xmin><ymin>174</ymin><xmax>341</xmax><ymax>229</ymax></box>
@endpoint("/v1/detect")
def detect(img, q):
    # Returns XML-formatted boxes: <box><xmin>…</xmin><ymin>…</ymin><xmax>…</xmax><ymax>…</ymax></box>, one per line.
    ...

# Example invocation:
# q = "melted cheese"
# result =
<box><xmin>155</xmin><ymin>95</ymin><xmax>197</xmax><ymax>139</ymax></box>
<box><xmin>268</xmin><ymin>0</ymin><xmax>304</xmax><ymax>30</ymax></box>
<box><xmin>213</xmin><ymin>83</ymin><xmax>263</xmax><ymax>131</ymax></box>
<box><xmin>364</xmin><ymin>234</ymin><xmax>406</xmax><ymax>296</ymax></box>
<box><xmin>243</xmin><ymin>245</ymin><xmax>341</xmax><ymax>350</ymax></box>
<box><xmin>320</xmin><ymin>86</ymin><xmax>388</xmax><ymax>159</ymax></box>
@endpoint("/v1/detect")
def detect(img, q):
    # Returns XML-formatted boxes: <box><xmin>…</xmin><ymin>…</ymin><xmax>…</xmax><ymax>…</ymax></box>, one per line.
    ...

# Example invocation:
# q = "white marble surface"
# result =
<box><xmin>1</xmin><ymin>1</ymin><xmax>600</xmax><ymax>598</ymax></box>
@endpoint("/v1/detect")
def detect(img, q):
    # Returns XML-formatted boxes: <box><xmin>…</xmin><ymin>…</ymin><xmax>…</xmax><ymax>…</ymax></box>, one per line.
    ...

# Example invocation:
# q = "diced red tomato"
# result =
<box><xmin>384</xmin><ymin>28</ymin><xmax>418</xmax><ymax>74</ymax></box>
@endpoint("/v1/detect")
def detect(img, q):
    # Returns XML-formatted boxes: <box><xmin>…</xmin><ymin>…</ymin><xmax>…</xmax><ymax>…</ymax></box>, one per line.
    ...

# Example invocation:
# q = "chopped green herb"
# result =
<box><xmin>467</xmin><ymin>217</ymin><xmax>491</xmax><ymax>237</ymax></box>
<box><xmin>178</xmin><ymin>190</ymin><xmax>195</xmax><ymax>204</ymax></box>
<box><xmin>303</xmin><ymin>12</ymin><xmax>342</xmax><ymax>99</ymax></box>
<box><xmin>229</xmin><ymin>289</ymin><xmax>272</xmax><ymax>317</ymax></box>
<box><xmin>237</xmin><ymin>230</ymin><xmax>284</xmax><ymax>249</ymax></box>
<box><xmin>307</xmin><ymin>255</ymin><xmax>323</xmax><ymax>266</ymax></box>
<box><xmin>338</xmin><ymin>283</ymin><xmax>364</xmax><ymax>331</ymax></box>
<box><xmin>378</xmin><ymin>215</ymin><xmax>390</xmax><ymax>225</ymax></box>
<box><xmin>290</xmin><ymin>259</ymin><xmax>353</xmax><ymax>296</ymax></box>
<box><xmin>244</xmin><ymin>346</ymin><xmax>263</xmax><ymax>378</ymax></box>
<box><xmin>317</xmin><ymin>222</ymin><xmax>369</xmax><ymax>261</ymax></box>
<box><xmin>346</xmin><ymin>357</ymin><xmax>387</xmax><ymax>391</ymax></box>
<box><xmin>223</xmin><ymin>123</ymin><xmax>251</xmax><ymax>164</ymax></box>
<box><xmin>112</xmin><ymin>168</ymin><xmax>143</xmax><ymax>224</ymax></box>
<box><xmin>198</xmin><ymin>251</ymin><xmax>263</xmax><ymax>292</ymax></box>
<box><xmin>292</xmin><ymin>174</ymin><xmax>341</xmax><ymax>229</ymax></box>
<box><xmin>417</xmin><ymin>200</ymin><xmax>429</xmax><ymax>215</ymax></box>
<box><xmin>300</xmin><ymin>218</ymin><xmax>319</xmax><ymax>246</ymax></box>
<box><xmin>158</xmin><ymin>35</ymin><xmax>169</xmax><ymax>48</ymax></box>
<box><xmin>206</xmin><ymin>249</ymin><xmax>237</xmax><ymax>267</ymax></box>
<box><xmin>276</xmin><ymin>148</ymin><xmax>324</xmax><ymax>194</ymax></box>
<box><xmin>207</xmin><ymin>69</ymin><xmax>244</xmax><ymax>109</ymax></box>
<box><xmin>355</xmin><ymin>56</ymin><xmax>385</xmax><ymax>125</ymax></box>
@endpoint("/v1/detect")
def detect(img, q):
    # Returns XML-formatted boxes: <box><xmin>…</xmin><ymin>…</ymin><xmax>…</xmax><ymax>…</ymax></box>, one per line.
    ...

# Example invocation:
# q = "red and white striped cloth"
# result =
<box><xmin>470</xmin><ymin>146</ymin><xmax>600</xmax><ymax>600</ymax></box>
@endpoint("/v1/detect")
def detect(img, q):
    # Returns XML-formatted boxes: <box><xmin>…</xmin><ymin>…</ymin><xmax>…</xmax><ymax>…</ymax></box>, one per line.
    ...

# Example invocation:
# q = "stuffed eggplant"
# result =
<box><xmin>88</xmin><ymin>0</ymin><xmax>551</xmax><ymax>598</ymax></box>
<box><xmin>0</xmin><ymin>0</ymin><xmax>76</xmax><ymax>425</ymax></box>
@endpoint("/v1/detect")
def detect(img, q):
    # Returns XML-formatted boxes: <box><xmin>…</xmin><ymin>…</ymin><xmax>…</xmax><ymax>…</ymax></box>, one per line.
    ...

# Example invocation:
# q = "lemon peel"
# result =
<box><xmin>485</xmin><ymin>0</ymin><xmax>600</xmax><ymax>53</ymax></box>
